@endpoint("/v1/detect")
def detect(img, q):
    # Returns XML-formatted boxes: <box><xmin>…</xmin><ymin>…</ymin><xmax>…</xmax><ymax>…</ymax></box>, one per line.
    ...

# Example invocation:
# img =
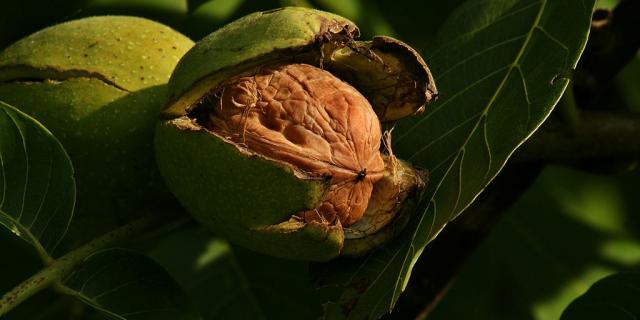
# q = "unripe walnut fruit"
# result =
<box><xmin>208</xmin><ymin>63</ymin><xmax>384</xmax><ymax>226</ymax></box>
<box><xmin>0</xmin><ymin>16</ymin><xmax>194</xmax><ymax>249</ymax></box>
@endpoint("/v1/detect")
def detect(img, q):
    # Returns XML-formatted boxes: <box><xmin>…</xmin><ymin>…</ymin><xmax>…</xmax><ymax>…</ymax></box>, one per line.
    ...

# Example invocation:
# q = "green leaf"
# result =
<box><xmin>187</xmin><ymin>0</ymin><xmax>244</xmax><ymax>14</ymax></box>
<box><xmin>364</xmin><ymin>0</ymin><xmax>466</xmax><ymax>51</ymax></box>
<box><xmin>561</xmin><ymin>272</ymin><xmax>640</xmax><ymax>320</ymax></box>
<box><xmin>0</xmin><ymin>101</ymin><xmax>75</xmax><ymax>260</ymax></box>
<box><xmin>322</xmin><ymin>0</ymin><xmax>596</xmax><ymax>318</ymax></box>
<box><xmin>429</xmin><ymin>166</ymin><xmax>640</xmax><ymax>320</ymax></box>
<box><xmin>182</xmin><ymin>0</ymin><xmax>246</xmax><ymax>40</ymax></box>
<box><xmin>61</xmin><ymin>248</ymin><xmax>200</xmax><ymax>320</ymax></box>
<box><xmin>149</xmin><ymin>227</ymin><xmax>334</xmax><ymax>319</ymax></box>
<box><xmin>149</xmin><ymin>228</ymin><xmax>264</xmax><ymax>320</ymax></box>
<box><xmin>0</xmin><ymin>0</ymin><xmax>90</xmax><ymax>50</ymax></box>
<box><xmin>79</xmin><ymin>0</ymin><xmax>188</xmax><ymax>26</ymax></box>
<box><xmin>615</xmin><ymin>56</ymin><xmax>640</xmax><ymax>113</ymax></box>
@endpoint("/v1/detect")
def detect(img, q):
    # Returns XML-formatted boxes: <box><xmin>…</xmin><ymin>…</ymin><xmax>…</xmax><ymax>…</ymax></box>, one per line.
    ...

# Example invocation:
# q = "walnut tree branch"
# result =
<box><xmin>514</xmin><ymin>110</ymin><xmax>640</xmax><ymax>164</ymax></box>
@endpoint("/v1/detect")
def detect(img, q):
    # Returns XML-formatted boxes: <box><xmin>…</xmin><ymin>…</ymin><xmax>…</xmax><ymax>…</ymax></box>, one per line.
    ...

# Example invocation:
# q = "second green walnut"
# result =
<box><xmin>155</xmin><ymin>7</ymin><xmax>437</xmax><ymax>261</ymax></box>
<box><xmin>0</xmin><ymin>16</ymin><xmax>194</xmax><ymax>247</ymax></box>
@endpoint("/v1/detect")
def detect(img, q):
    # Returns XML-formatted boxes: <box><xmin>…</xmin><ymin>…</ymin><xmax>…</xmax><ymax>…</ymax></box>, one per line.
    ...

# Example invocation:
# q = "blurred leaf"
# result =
<box><xmin>149</xmin><ymin>227</ymin><xmax>264</xmax><ymax>319</ymax></box>
<box><xmin>187</xmin><ymin>0</ymin><xmax>212</xmax><ymax>12</ymax></box>
<box><xmin>314</xmin><ymin>0</ymin><xmax>360</xmax><ymax>18</ymax></box>
<box><xmin>78</xmin><ymin>0</ymin><xmax>188</xmax><ymax>26</ymax></box>
<box><xmin>0</xmin><ymin>101</ymin><xmax>75</xmax><ymax>260</ymax></box>
<box><xmin>149</xmin><ymin>226</ymin><xmax>334</xmax><ymax>319</ymax></box>
<box><xmin>232</xmin><ymin>246</ymin><xmax>336</xmax><ymax>319</ymax></box>
<box><xmin>561</xmin><ymin>272</ymin><xmax>640</xmax><ymax>320</ymax></box>
<box><xmin>0</xmin><ymin>0</ymin><xmax>91</xmax><ymax>50</ymax></box>
<box><xmin>595</xmin><ymin>0</ymin><xmax>620</xmax><ymax>9</ymax></box>
<box><xmin>614</xmin><ymin>55</ymin><xmax>640</xmax><ymax>113</ymax></box>
<box><xmin>429</xmin><ymin>166</ymin><xmax>640</xmax><ymax>320</ymax></box>
<box><xmin>364</xmin><ymin>0</ymin><xmax>466</xmax><ymax>52</ymax></box>
<box><xmin>188</xmin><ymin>0</ymin><xmax>245</xmax><ymax>20</ymax></box>
<box><xmin>182</xmin><ymin>0</ymin><xmax>246</xmax><ymax>40</ymax></box>
<box><xmin>279</xmin><ymin>0</ymin><xmax>313</xmax><ymax>8</ymax></box>
<box><xmin>320</xmin><ymin>0</ymin><xmax>596</xmax><ymax>318</ymax></box>
<box><xmin>311</xmin><ymin>0</ymin><xmax>394</xmax><ymax>38</ymax></box>
<box><xmin>62</xmin><ymin>248</ymin><xmax>200</xmax><ymax>320</ymax></box>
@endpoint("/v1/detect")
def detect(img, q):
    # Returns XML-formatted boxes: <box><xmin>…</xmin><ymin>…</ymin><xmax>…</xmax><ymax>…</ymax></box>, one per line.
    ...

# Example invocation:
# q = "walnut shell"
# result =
<box><xmin>208</xmin><ymin>63</ymin><xmax>384</xmax><ymax>226</ymax></box>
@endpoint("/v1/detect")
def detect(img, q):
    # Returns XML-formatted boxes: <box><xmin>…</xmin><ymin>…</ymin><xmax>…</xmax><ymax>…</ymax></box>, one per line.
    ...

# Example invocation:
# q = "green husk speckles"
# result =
<box><xmin>0</xmin><ymin>16</ymin><xmax>194</xmax><ymax>250</ymax></box>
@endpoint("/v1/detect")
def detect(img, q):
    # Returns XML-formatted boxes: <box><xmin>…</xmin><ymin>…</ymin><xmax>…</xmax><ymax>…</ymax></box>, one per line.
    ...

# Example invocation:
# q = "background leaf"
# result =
<box><xmin>149</xmin><ymin>228</ymin><xmax>264</xmax><ymax>320</ymax></box>
<box><xmin>61</xmin><ymin>248</ymin><xmax>200</xmax><ymax>320</ymax></box>
<box><xmin>561</xmin><ymin>272</ymin><xmax>640</xmax><ymax>320</ymax></box>
<box><xmin>428</xmin><ymin>166</ymin><xmax>640</xmax><ymax>320</ymax></box>
<box><xmin>0</xmin><ymin>101</ymin><xmax>75</xmax><ymax>260</ymax></box>
<box><xmin>321</xmin><ymin>0</ymin><xmax>596</xmax><ymax>318</ymax></box>
<box><xmin>149</xmin><ymin>226</ymin><xmax>335</xmax><ymax>320</ymax></box>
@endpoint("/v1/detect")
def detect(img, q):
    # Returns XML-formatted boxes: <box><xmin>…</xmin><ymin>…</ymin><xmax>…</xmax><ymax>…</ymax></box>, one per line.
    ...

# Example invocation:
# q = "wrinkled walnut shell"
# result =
<box><xmin>208</xmin><ymin>63</ymin><xmax>385</xmax><ymax>226</ymax></box>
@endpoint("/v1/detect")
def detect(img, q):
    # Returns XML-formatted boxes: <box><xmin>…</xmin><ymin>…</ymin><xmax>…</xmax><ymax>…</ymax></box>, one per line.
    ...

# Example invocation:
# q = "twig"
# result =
<box><xmin>0</xmin><ymin>214</ymin><xmax>183</xmax><ymax>317</ymax></box>
<box><xmin>514</xmin><ymin>110</ymin><xmax>640</xmax><ymax>163</ymax></box>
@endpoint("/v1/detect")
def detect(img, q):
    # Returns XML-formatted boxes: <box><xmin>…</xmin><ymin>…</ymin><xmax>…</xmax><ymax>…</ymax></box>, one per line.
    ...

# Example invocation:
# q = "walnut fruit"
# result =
<box><xmin>0</xmin><ymin>16</ymin><xmax>194</xmax><ymax>248</ymax></box>
<box><xmin>155</xmin><ymin>7</ymin><xmax>437</xmax><ymax>261</ymax></box>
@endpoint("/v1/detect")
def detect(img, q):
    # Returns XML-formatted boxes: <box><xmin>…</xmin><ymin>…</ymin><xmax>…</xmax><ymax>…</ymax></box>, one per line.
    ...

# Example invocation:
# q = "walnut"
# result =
<box><xmin>207</xmin><ymin>63</ymin><xmax>385</xmax><ymax>226</ymax></box>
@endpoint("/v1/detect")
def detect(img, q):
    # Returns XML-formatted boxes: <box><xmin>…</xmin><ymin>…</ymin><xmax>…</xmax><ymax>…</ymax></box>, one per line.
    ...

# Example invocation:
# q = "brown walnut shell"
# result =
<box><xmin>207</xmin><ymin>63</ymin><xmax>385</xmax><ymax>226</ymax></box>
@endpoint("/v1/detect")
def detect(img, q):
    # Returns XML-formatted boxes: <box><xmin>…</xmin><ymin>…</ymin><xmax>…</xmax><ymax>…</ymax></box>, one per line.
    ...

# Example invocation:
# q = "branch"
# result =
<box><xmin>0</xmin><ymin>214</ymin><xmax>184</xmax><ymax>317</ymax></box>
<box><xmin>514</xmin><ymin>110</ymin><xmax>640</xmax><ymax>163</ymax></box>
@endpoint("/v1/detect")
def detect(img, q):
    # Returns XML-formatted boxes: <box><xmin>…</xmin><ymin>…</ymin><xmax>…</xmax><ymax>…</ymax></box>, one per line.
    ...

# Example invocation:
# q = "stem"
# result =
<box><xmin>557</xmin><ymin>84</ymin><xmax>580</xmax><ymax>134</ymax></box>
<box><xmin>0</xmin><ymin>214</ymin><xmax>181</xmax><ymax>317</ymax></box>
<box><xmin>514</xmin><ymin>110</ymin><xmax>640</xmax><ymax>163</ymax></box>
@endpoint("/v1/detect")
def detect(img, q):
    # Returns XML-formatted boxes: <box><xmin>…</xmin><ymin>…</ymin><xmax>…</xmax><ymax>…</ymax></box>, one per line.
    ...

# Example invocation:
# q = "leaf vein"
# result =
<box><xmin>408</xmin><ymin>112</ymin><xmax>483</xmax><ymax>161</ymax></box>
<box><xmin>435</xmin><ymin>35</ymin><xmax>527</xmax><ymax>81</ymax></box>
<box><xmin>28</xmin><ymin>155</ymin><xmax>53</xmax><ymax>230</ymax></box>
<box><xmin>397</xmin><ymin>65</ymin><xmax>510</xmax><ymax>143</ymax></box>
